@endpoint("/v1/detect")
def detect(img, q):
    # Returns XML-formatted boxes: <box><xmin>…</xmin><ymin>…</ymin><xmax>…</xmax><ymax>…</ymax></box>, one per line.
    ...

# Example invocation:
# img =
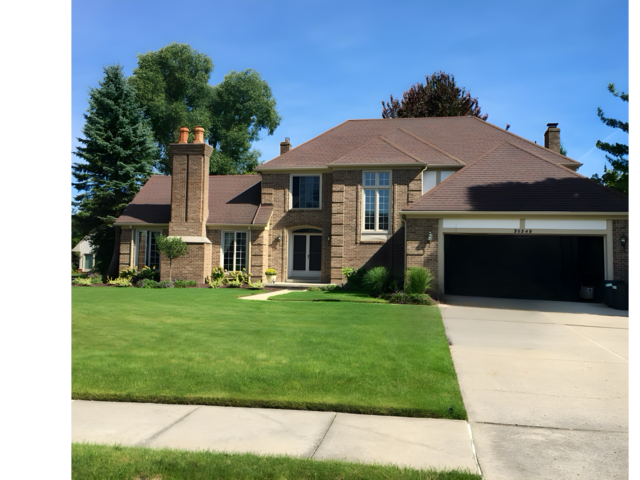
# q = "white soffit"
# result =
<box><xmin>443</xmin><ymin>219</ymin><xmax>520</xmax><ymax>229</ymax></box>
<box><xmin>524</xmin><ymin>219</ymin><xmax>607</xmax><ymax>230</ymax></box>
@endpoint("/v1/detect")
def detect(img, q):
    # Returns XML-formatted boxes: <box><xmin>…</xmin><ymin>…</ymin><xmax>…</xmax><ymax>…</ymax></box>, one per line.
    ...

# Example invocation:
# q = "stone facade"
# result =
<box><xmin>612</xmin><ymin>219</ymin><xmax>629</xmax><ymax>282</ymax></box>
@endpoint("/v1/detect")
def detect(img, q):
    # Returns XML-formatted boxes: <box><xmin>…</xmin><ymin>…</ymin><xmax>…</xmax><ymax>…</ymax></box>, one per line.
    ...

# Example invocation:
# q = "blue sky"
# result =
<box><xmin>72</xmin><ymin>0</ymin><xmax>629</xmax><ymax>186</ymax></box>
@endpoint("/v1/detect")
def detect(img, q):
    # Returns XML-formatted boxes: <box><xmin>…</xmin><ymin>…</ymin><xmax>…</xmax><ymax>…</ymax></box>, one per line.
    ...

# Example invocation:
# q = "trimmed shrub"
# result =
<box><xmin>132</xmin><ymin>266</ymin><xmax>158</xmax><ymax>283</ymax></box>
<box><xmin>88</xmin><ymin>272</ymin><xmax>103</xmax><ymax>284</ymax></box>
<box><xmin>72</xmin><ymin>278</ymin><xmax>93</xmax><ymax>286</ymax></box>
<box><xmin>320</xmin><ymin>284</ymin><xmax>338</xmax><ymax>291</ymax></box>
<box><xmin>174</xmin><ymin>279</ymin><xmax>197</xmax><ymax>288</ymax></box>
<box><xmin>363</xmin><ymin>266</ymin><xmax>393</xmax><ymax>295</ymax></box>
<box><xmin>208</xmin><ymin>278</ymin><xmax>224</xmax><ymax>289</ymax></box>
<box><xmin>135</xmin><ymin>279</ymin><xmax>158</xmax><ymax>288</ymax></box>
<box><xmin>211</xmin><ymin>266</ymin><xmax>225</xmax><ymax>281</ymax></box>
<box><xmin>119</xmin><ymin>266</ymin><xmax>138</xmax><ymax>279</ymax></box>
<box><xmin>307</xmin><ymin>286</ymin><xmax>321</xmax><ymax>291</ymax></box>
<box><xmin>346</xmin><ymin>267</ymin><xmax>368</xmax><ymax>289</ymax></box>
<box><xmin>248</xmin><ymin>281</ymin><xmax>265</xmax><ymax>290</ymax></box>
<box><xmin>383</xmin><ymin>292</ymin><xmax>434</xmax><ymax>305</ymax></box>
<box><xmin>226</xmin><ymin>280</ymin><xmax>242</xmax><ymax>288</ymax></box>
<box><xmin>157</xmin><ymin>281</ymin><xmax>174</xmax><ymax>288</ymax></box>
<box><xmin>404</xmin><ymin>267</ymin><xmax>435</xmax><ymax>295</ymax></box>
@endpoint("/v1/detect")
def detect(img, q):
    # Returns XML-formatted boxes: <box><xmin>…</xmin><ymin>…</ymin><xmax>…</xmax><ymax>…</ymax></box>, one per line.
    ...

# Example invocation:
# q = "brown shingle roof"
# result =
<box><xmin>404</xmin><ymin>142</ymin><xmax>628</xmax><ymax>212</ymax></box>
<box><xmin>115</xmin><ymin>175</ymin><xmax>267</xmax><ymax>225</ymax></box>
<box><xmin>257</xmin><ymin>117</ymin><xmax>580</xmax><ymax>170</ymax></box>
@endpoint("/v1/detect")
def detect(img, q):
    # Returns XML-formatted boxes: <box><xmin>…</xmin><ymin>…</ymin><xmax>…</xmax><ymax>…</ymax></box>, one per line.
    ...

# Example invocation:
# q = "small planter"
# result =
<box><xmin>266</xmin><ymin>274</ymin><xmax>276</xmax><ymax>284</ymax></box>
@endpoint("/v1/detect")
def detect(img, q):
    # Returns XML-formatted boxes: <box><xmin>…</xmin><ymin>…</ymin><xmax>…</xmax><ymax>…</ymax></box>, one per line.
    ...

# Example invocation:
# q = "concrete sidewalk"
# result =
<box><xmin>72</xmin><ymin>400</ymin><xmax>479</xmax><ymax>473</ymax></box>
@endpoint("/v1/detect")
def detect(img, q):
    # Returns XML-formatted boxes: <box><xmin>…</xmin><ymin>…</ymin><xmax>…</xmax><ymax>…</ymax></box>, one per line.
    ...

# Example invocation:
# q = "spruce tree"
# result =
<box><xmin>591</xmin><ymin>83</ymin><xmax>629</xmax><ymax>195</ymax></box>
<box><xmin>72</xmin><ymin>64</ymin><xmax>158</xmax><ymax>275</ymax></box>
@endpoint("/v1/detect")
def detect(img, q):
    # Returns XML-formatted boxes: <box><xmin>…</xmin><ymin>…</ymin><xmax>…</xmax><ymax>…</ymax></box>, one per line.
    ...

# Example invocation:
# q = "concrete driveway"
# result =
<box><xmin>440</xmin><ymin>295</ymin><xmax>628</xmax><ymax>480</ymax></box>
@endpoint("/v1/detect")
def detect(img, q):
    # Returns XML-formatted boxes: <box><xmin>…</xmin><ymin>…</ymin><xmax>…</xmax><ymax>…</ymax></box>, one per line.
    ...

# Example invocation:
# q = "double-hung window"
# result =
<box><xmin>291</xmin><ymin>175</ymin><xmax>321</xmax><ymax>209</ymax></box>
<box><xmin>222</xmin><ymin>231</ymin><xmax>247</xmax><ymax>271</ymax></box>
<box><xmin>363</xmin><ymin>171</ymin><xmax>390</xmax><ymax>232</ymax></box>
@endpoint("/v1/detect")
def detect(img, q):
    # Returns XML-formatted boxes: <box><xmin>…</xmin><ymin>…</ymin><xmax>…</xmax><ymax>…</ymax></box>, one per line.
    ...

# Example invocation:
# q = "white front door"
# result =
<box><xmin>290</xmin><ymin>233</ymin><xmax>322</xmax><ymax>279</ymax></box>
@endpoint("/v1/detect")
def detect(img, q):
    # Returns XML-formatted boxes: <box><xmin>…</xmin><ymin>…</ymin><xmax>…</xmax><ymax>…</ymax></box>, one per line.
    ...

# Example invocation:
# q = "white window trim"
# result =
<box><xmin>220</xmin><ymin>230</ymin><xmax>248</xmax><ymax>272</ymax></box>
<box><xmin>289</xmin><ymin>174</ymin><xmax>322</xmax><ymax>210</ymax></box>
<box><xmin>362</xmin><ymin>170</ymin><xmax>392</xmax><ymax>234</ymax></box>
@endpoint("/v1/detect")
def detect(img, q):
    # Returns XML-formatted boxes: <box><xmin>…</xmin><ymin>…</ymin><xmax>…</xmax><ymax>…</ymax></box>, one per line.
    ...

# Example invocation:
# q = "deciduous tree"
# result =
<box><xmin>591</xmin><ymin>83</ymin><xmax>629</xmax><ymax>195</ymax></box>
<box><xmin>382</xmin><ymin>71</ymin><xmax>488</xmax><ymax>120</ymax></box>
<box><xmin>130</xmin><ymin>43</ymin><xmax>281</xmax><ymax>175</ymax></box>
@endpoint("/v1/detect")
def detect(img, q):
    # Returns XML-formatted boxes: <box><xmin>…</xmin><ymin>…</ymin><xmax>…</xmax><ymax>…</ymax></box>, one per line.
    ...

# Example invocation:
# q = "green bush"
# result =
<box><xmin>135</xmin><ymin>279</ymin><xmax>158</xmax><ymax>288</ymax></box>
<box><xmin>174</xmin><ymin>279</ymin><xmax>197</xmax><ymax>288</ymax></box>
<box><xmin>320</xmin><ymin>284</ymin><xmax>338</xmax><ymax>291</ymax></box>
<box><xmin>342</xmin><ymin>267</ymin><xmax>356</xmax><ymax>278</ymax></box>
<box><xmin>248</xmin><ymin>280</ymin><xmax>265</xmax><ymax>290</ymax></box>
<box><xmin>157</xmin><ymin>280</ymin><xmax>174</xmax><ymax>288</ymax></box>
<box><xmin>225</xmin><ymin>270</ymin><xmax>251</xmax><ymax>284</ymax></box>
<box><xmin>88</xmin><ymin>272</ymin><xmax>103</xmax><ymax>284</ymax></box>
<box><xmin>72</xmin><ymin>278</ymin><xmax>93</xmax><ymax>286</ymax></box>
<box><xmin>346</xmin><ymin>267</ymin><xmax>368</xmax><ymax>289</ymax></box>
<box><xmin>208</xmin><ymin>278</ymin><xmax>224</xmax><ymax>289</ymax></box>
<box><xmin>132</xmin><ymin>266</ymin><xmax>158</xmax><ymax>282</ymax></box>
<box><xmin>119</xmin><ymin>266</ymin><xmax>138</xmax><ymax>279</ymax></box>
<box><xmin>404</xmin><ymin>267</ymin><xmax>435</xmax><ymax>295</ymax></box>
<box><xmin>382</xmin><ymin>292</ymin><xmax>434</xmax><ymax>305</ymax></box>
<box><xmin>363</xmin><ymin>266</ymin><xmax>393</xmax><ymax>295</ymax></box>
<box><xmin>308</xmin><ymin>286</ymin><xmax>321</xmax><ymax>291</ymax></box>
<box><xmin>211</xmin><ymin>266</ymin><xmax>225</xmax><ymax>281</ymax></box>
<box><xmin>265</xmin><ymin>268</ymin><xmax>277</xmax><ymax>276</ymax></box>
<box><xmin>226</xmin><ymin>280</ymin><xmax>242</xmax><ymax>288</ymax></box>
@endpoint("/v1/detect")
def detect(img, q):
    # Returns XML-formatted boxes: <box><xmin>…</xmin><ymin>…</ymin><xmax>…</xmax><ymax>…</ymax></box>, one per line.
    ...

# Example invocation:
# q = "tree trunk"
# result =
<box><xmin>169</xmin><ymin>258</ymin><xmax>172</xmax><ymax>282</ymax></box>
<box><xmin>106</xmin><ymin>226</ymin><xmax>121</xmax><ymax>279</ymax></box>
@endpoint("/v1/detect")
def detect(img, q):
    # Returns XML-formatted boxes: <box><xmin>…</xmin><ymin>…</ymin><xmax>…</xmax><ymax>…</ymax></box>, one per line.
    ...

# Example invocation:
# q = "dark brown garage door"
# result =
<box><xmin>444</xmin><ymin>234</ymin><xmax>605</xmax><ymax>302</ymax></box>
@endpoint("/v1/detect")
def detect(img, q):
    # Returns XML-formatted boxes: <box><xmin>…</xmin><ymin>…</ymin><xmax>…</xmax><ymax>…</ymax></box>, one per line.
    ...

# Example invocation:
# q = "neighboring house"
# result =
<box><xmin>72</xmin><ymin>236</ymin><xmax>95</xmax><ymax>272</ymax></box>
<box><xmin>114</xmin><ymin>119</ymin><xmax>628</xmax><ymax>302</ymax></box>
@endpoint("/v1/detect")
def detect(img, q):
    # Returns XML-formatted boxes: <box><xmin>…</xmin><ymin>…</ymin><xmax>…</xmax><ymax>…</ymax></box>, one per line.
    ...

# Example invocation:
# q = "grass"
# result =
<box><xmin>269</xmin><ymin>288</ymin><xmax>389</xmax><ymax>303</ymax></box>
<box><xmin>72</xmin><ymin>288</ymin><xmax>466</xmax><ymax>419</ymax></box>
<box><xmin>72</xmin><ymin>444</ymin><xmax>481</xmax><ymax>480</ymax></box>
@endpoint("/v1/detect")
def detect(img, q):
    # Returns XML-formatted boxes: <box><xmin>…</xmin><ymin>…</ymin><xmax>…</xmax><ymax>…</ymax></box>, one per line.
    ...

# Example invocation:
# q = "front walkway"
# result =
<box><xmin>440</xmin><ymin>296</ymin><xmax>629</xmax><ymax>480</ymax></box>
<box><xmin>72</xmin><ymin>400</ymin><xmax>479</xmax><ymax>473</ymax></box>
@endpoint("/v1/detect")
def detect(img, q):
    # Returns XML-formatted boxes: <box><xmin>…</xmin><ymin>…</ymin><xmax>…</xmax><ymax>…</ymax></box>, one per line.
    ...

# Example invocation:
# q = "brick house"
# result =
<box><xmin>114</xmin><ymin>119</ymin><xmax>628</xmax><ymax>302</ymax></box>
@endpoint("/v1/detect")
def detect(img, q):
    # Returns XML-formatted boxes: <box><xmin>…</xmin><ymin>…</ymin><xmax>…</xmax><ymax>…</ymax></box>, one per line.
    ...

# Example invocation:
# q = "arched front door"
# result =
<box><xmin>289</xmin><ymin>228</ymin><xmax>322</xmax><ymax>280</ymax></box>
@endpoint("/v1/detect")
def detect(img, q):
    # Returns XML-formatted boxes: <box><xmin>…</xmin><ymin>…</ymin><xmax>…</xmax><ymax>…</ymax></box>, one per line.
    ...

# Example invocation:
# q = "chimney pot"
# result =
<box><xmin>178</xmin><ymin>127</ymin><xmax>189</xmax><ymax>144</ymax></box>
<box><xmin>194</xmin><ymin>127</ymin><xmax>205</xmax><ymax>144</ymax></box>
<box><xmin>280</xmin><ymin>137</ymin><xmax>292</xmax><ymax>155</ymax></box>
<box><xmin>544</xmin><ymin>123</ymin><xmax>561</xmax><ymax>153</ymax></box>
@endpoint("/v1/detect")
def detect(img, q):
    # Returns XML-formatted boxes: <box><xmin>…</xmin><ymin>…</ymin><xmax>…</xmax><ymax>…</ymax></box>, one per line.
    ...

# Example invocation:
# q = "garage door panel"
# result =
<box><xmin>444</xmin><ymin>235</ymin><xmax>604</xmax><ymax>302</ymax></box>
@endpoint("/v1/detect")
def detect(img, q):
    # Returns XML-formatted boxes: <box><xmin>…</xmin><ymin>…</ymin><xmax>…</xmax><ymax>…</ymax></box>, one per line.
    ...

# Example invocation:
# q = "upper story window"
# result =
<box><xmin>291</xmin><ymin>175</ymin><xmax>321</xmax><ymax>209</ymax></box>
<box><xmin>363</xmin><ymin>171</ymin><xmax>391</xmax><ymax>232</ymax></box>
<box><xmin>422</xmin><ymin>169</ymin><xmax>455</xmax><ymax>194</ymax></box>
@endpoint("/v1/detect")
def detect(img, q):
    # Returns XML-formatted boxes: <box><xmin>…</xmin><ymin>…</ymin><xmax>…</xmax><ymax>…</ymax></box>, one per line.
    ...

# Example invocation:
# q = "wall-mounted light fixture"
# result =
<box><xmin>621</xmin><ymin>234</ymin><xmax>627</xmax><ymax>247</ymax></box>
<box><xmin>328</xmin><ymin>235</ymin><xmax>332</xmax><ymax>243</ymax></box>
<box><xmin>276</xmin><ymin>234</ymin><xmax>282</xmax><ymax>242</ymax></box>
<box><xmin>427</xmin><ymin>232</ymin><xmax>433</xmax><ymax>243</ymax></box>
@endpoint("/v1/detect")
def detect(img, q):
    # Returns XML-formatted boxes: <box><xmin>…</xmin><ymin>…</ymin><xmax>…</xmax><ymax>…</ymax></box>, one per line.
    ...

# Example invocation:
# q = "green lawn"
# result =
<box><xmin>269</xmin><ymin>289</ymin><xmax>389</xmax><ymax>303</ymax></box>
<box><xmin>72</xmin><ymin>444</ymin><xmax>481</xmax><ymax>480</ymax></box>
<box><xmin>72</xmin><ymin>287</ymin><xmax>466</xmax><ymax>419</ymax></box>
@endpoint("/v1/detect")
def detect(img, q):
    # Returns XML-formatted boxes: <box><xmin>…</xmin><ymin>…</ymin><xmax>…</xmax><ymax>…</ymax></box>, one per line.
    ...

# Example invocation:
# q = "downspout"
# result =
<box><xmin>247</xmin><ymin>226</ymin><xmax>252</xmax><ymax>280</ymax></box>
<box><xmin>402</xmin><ymin>216</ymin><xmax>407</xmax><ymax>273</ymax></box>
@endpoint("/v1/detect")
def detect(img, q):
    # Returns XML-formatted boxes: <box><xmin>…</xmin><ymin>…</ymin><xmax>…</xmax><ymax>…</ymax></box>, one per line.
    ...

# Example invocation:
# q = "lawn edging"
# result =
<box><xmin>70</xmin><ymin>392</ymin><xmax>467</xmax><ymax>420</ymax></box>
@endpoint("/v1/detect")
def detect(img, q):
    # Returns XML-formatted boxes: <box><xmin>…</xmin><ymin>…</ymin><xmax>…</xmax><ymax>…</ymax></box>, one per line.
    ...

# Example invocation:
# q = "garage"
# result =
<box><xmin>444</xmin><ymin>234</ymin><xmax>605</xmax><ymax>302</ymax></box>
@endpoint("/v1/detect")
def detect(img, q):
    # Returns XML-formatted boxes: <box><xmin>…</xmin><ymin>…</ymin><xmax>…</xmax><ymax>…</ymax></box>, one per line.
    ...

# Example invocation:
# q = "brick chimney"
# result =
<box><xmin>163</xmin><ymin>127</ymin><xmax>214</xmax><ymax>283</ymax></box>
<box><xmin>280</xmin><ymin>137</ymin><xmax>291</xmax><ymax>155</ymax></box>
<box><xmin>544</xmin><ymin>123</ymin><xmax>561</xmax><ymax>153</ymax></box>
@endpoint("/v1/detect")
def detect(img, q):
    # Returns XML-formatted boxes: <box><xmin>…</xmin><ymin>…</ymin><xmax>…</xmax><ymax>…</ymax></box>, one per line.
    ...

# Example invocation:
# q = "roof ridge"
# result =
<box><xmin>396</xmin><ymin>128</ymin><xmax>466</xmax><ymax>165</ymax></box>
<box><xmin>378</xmin><ymin>135</ymin><xmax>424</xmax><ymax>163</ymax></box>
<box><xmin>467</xmin><ymin>116</ymin><xmax>582</xmax><ymax>166</ymax></box>
<box><xmin>327</xmin><ymin>135</ymin><xmax>418</xmax><ymax>165</ymax></box>
<box><xmin>260</xmin><ymin>119</ymin><xmax>351</xmax><ymax>166</ymax></box>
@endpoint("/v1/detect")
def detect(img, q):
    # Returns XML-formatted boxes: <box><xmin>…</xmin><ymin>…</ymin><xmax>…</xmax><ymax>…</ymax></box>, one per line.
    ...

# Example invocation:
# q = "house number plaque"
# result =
<box><xmin>513</xmin><ymin>229</ymin><xmax>533</xmax><ymax>234</ymax></box>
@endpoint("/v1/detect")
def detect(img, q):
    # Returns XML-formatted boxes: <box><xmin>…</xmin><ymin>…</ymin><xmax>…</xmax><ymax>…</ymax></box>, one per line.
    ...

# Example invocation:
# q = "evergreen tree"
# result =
<box><xmin>591</xmin><ymin>83</ymin><xmax>629</xmax><ymax>195</ymax></box>
<box><xmin>72</xmin><ymin>64</ymin><xmax>158</xmax><ymax>275</ymax></box>
<box><xmin>382</xmin><ymin>71</ymin><xmax>488</xmax><ymax>120</ymax></box>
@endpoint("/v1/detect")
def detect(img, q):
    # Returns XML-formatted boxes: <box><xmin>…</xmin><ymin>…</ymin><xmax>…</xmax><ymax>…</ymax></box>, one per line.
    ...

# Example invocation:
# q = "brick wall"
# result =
<box><xmin>612</xmin><ymin>219</ymin><xmax>629</xmax><ymax>282</ymax></box>
<box><xmin>262</xmin><ymin>168</ymin><xmax>422</xmax><ymax>284</ymax></box>
<box><xmin>160</xmin><ymin>242</ymin><xmax>211</xmax><ymax>283</ymax></box>
<box><xmin>405</xmin><ymin>218</ymin><xmax>439</xmax><ymax>284</ymax></box>
<box><xmin>118</xmin><ymin>228</ymin><xmax>132</xmax><ymax>272</ymax></box>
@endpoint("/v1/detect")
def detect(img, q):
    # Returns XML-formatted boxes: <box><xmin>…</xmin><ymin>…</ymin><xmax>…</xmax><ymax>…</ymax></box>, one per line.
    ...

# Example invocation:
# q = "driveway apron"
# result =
<box><xmin>440</xmin><ymin>296</ymin><xmax>628</xmax><ymax>480</ymax></box>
